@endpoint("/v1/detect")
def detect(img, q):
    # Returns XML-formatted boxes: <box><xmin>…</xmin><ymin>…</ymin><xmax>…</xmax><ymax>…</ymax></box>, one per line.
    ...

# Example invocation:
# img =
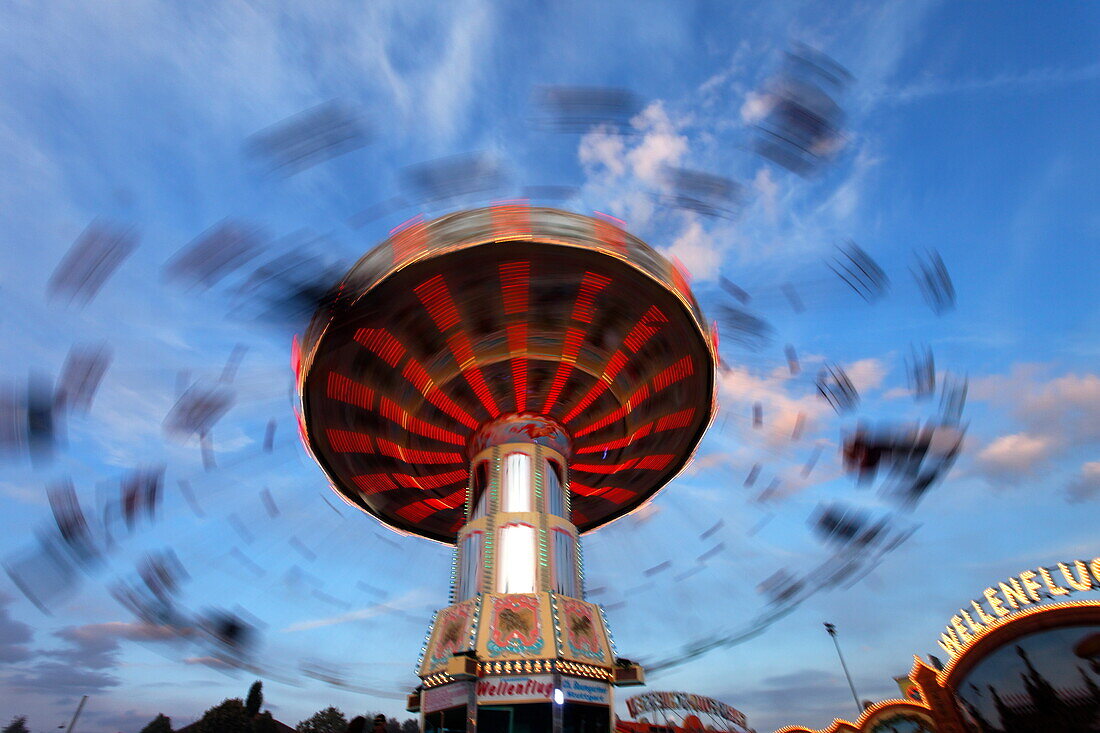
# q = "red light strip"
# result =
<box><xmin>465</xmin><ymin>370</ymin><xmax>502</xmax><ymax>418</ymax></box>
<box><xmin>559</xmin><ymin>349</ymin><xmax>628</xmax><ymax>424</ymax></box>
<box><xmin>376</xmin><ymin>437</ymin><xmax>464</xmax><ymax>465</ymax></box>
<box><xmin>389</xmin><ymin>470</ymin><xmax>467</xmax><ymax>490</ymax></box>
<box><xmin>623</xmin><ymin>305</ymin><xmax>666</xmax><ymax>353</ymax></box>
<box><xmin>574</xmin><ymin>423</ymin><xmax>655</xmax><ymax>455</ymax></box>
<box><xmin>446</xmin><ymin>332</ymin><xmax>501</xmax><ymax>417</ymax></box>
<box><xmin>326</xmin><ymin>429</ymin><xmax>376</xmax><ymax>453</ymax></box>
<box><xmin>563</xmin><ymin>484</ymin><xmax>637</xmax><ymax>506</ymax></box>
<box><xmin>353</xmin><ymin>328</ymin><xmax>406</xmax><ymax>367</ymax></box>
<box><xmin>379</xmin><ymin>397</ymin><xmax>465</xmax><ymax>445</ymax></box>
<box><xmin>652</xmin><ymin>355</ymin><xmax>694</xmax><ymax>391</ymax></box>
<box><xmin>291</xmin><ymin>334</ymin><xmax>302</xmax><ymax>380</ymax></box>
<box><xmin>425</xmin><ymin>487</ymin><xmax>468</xmax><ymax>510</ymax></box>
<box><xmin>571</xmin><ymin>455</ymin><xmax>672</xmax><ymax>474</ymax></box>
<box><xmin>414</xmin><ymin>274</ymin><xmax>501</xmax><ymax>417</ymax></box>
<box><xmin>426</xmin><ymin>387</ymin><xmax>482</xmax><ymax>429</ymax></box>
<box><xmin>594</xmin><ymin>211</ymin><xmax>626</xmax><ymax>227</ymax></box>
<box><xmin>571</xmin><ymin>383</ymin><xmax>647</xmax><ymax>436</ymax></box>
<box><xmin>401</xmin><ymin>359</ymin><xmax>479</xmax><ymax>429</ymax></box>
<box><xmin>603</xmin><ymin>350</ymin><xmax>630</xmax><ymax>380</ymax></box>
<box><xmin>600</xmin><ymin>487</ymin><xmax>635</xmax><ymax>504</ymax></box>
<box><xmin>326</xmin><ymin>372</ymin><xmax>375</xmax><ymax>410</ymax></box>
<box><xmin>571</xmin><ymin>482</ymin><xmax>608</xmax><ymax>497</ymax></box>
<box><xmin>570</xmin><ymin>458</ymin><xmax>638</xmax><ymax>474</ymax></box>
<box><xmin>499</xmin><ymin>261</ymin><xmax>529</xmax><ymax>315</ymax></box>
<box><xmin>570</xmin><ymin>271</ymin><xmax>612</xmax><ymax>324</ymax></box>
<box><xmin>540</xmin><ymin>326</ymin><xmax>586</xmax><ymax>413</ymax></box>
<box><xmin>653</xmin><ymin>406</ymin><xmax>695</xmax><ymax>432</ymax></box>
<box><xmin>401</xmin><ymin>358</ymin><xmax>432</xmax><ymax>392</ymax></box>
<box><xmin>573</xmin><ymin>407</ymin><xmax>697</xmax><ymax>455</ymax></box>
<box><xmin>414</xmin><ymin>275</ymin><xmax>462</xmax><ymax>332</ymax></box>
<box><xmin>351</xmin><ymin>325</ymin><xmax>479</xmax><ymax>429</ymax></box>
<box><xmin>669</xmin><ymin>256</ymin><xmax>692</xmax><ymax>299</ymax></box>
<box><xmin>339</xmin><ymin>325</ymin><xmax>481</xmax><ymax>430</ymax></box>
<box><xmin>539</xmin><ymin>273</ymin><xmax>612</xmax><ymax>414</ymax></box>
<box><xmin>571</xmin><ymin>355</ymin><xmax>694</xmax><ymax>436</ymax></box>
<box><xmin>560</xmin><ymin>305</ymin><xmax>666</xmax><ymax>423</ymax></box>
<box><xmin>352</xmin><ymin>473</ymin><xmax>401</xmax><ymax>494</ymax></box>
<box><xmin>390</xmin><ymin>215</ymin><xmax>427</xmax><ymax>263</ymax></box>
<box><xmin>506</xmin><ymin>323</ymin><xmax>528</xmax><ymax>412</ymax></box>
<box><xmin>633</xmin><ymin>454</ymin><xmax>674</xmax><ymax>470</ymax></box>
<box><xmin>396</xmin><ymin>501</ymin><xmax>437</xmax><ymax>523</ymax></box>
<box><xmin>500</xmin><ymin>261</ymin><xmax>531</xmax><ymax>413</ymax></box>
<box><xmin>593</xmin><ymin>212</ymin><xmax>627</xmax><ymax>254</ymax></box>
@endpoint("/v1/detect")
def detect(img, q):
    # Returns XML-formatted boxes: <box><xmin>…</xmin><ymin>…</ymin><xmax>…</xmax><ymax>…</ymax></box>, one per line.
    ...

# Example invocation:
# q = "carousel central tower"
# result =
<box><xmin>295</xmin><ymin>206</ymin><xmax>717</xmax><ymax>733</ymax></box>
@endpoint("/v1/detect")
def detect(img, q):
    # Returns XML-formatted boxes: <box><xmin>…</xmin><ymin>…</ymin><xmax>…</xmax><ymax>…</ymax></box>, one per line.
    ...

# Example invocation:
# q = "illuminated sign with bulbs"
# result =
<box><xmin>626</xmin><ymin>692</ymin><xmax>747</xmax><ymax>728</ymax></box>
<box><xmin>937</xmin><ymin>557</ymin><xmax>1100</xmax><ymax>658</ymax></box>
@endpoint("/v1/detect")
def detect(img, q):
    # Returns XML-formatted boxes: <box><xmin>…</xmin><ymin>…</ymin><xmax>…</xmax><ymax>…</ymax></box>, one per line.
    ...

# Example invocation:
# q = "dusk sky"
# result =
<box><xmin>1</xmin><ymin>2</ymin><xmax>1098</xmax><ymax>732</ymax></box>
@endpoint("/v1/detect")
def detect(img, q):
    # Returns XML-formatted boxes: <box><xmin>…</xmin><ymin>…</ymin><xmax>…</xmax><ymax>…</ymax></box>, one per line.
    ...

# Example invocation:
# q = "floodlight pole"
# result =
<box><xmin>824</xmin><ymin>623</ymin><xmax>861</xmax><ymax>715</ymax></box>
<box><xmin>65</xmin><ymin>695</ymin><xmax>88</xmax><ymax>733</ymax></box>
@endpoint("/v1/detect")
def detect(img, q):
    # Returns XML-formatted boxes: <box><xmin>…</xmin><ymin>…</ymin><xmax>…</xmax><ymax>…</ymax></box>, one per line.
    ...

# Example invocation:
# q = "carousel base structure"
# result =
<box><xmin>406</xmin><ymin>416</ymin><xmax>645</xmax><ymax>733</ymax></box>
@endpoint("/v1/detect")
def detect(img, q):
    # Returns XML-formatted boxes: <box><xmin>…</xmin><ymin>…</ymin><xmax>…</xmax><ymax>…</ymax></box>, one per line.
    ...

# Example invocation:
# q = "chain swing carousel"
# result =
<box><xmin>294</xmin><ymin>205</ymin><xmax>718</xmax><ymax>733</ymax></box>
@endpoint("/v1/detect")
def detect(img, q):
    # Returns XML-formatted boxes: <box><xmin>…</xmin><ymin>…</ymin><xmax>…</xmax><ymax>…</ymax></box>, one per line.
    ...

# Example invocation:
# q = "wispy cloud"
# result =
<box><xmin>878</xmin><ymin>62</ymin><xmax>1100</xmax><ymax>105</ymax></box>
<box><xmin>281</xmin><ymin>588</ymin><xmax>429</xmax><ymax>632</ymax></box>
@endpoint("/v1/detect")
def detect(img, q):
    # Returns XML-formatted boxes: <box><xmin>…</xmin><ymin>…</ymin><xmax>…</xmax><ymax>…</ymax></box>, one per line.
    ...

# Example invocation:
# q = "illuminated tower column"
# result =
<box><xmin>418</xmin><ymin>413</ymin><xmax>631</xmax><ymax>733</ymax></box>
<box><xmin>459</xmin><ymin>414</ymin><xmax>577</xmax><ymax>603</ymax></box>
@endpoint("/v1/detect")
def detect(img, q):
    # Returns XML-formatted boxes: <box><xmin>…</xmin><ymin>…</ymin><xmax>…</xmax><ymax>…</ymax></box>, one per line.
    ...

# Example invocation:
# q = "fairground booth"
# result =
<box><xmin>775</xmin><ymin>556</ymin><xmax>1100</xmax><ymax>733</ymax></box>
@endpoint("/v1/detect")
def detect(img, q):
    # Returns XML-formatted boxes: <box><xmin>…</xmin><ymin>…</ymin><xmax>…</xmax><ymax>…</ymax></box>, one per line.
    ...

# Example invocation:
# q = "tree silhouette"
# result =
<box><xmin>139</xmin><ymin>713</ymin><xmax>173</xmax><ymax>733</ymax></box>
<box><xmin>246</xmin><ymin>681</ymin><xmax>264</xmax><ymax>718</ymax></box>
<box><xmin>296</xmin><ymin>707</ymin><xmax>348</xmax><ymax>733</ymax></box>
<box><xmin>401</xmin><ymin>718</ymin><xmax>419</xmax><ymax>733</ymax></box>
<box><xmin>253</xmin><ymin>710</ymin><xmax>278</xmax><ymax>733</ymax></box>
<box><xmin>197</xmin><ymin>698</ymin><xmax>251</xmax><ymax>733</ymax></box>
<box><xmin>1</xmin><ymin>717</ymin><xmax>29</xmax><ymax>733</ymax></box>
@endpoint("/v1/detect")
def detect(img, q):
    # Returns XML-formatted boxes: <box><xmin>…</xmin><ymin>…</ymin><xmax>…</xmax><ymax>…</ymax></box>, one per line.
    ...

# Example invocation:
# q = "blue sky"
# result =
<box><xmin>1</xmin><ymin>2</ymin><xmax>1098</xmax><ymax>732</ymax></box>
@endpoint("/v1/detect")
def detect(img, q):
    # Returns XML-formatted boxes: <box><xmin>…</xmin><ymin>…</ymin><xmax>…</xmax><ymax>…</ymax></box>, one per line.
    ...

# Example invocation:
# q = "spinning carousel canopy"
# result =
<box><xmin>297</xmin><ymin>206</ymin><xmax>717</xmax><ymax>542</ymax></box>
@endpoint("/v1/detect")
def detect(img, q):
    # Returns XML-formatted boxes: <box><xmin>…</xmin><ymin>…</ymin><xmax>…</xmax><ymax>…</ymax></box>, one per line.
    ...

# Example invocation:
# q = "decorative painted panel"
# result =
<box><xmin>559</xmin><ymin>597</ymin><xmax>609</xmax><ymax>663</ymax></box>
<box><xmin>420</xmin><ymin>599</ymin><xmax>477</xmax><ymax>675</ymax></box>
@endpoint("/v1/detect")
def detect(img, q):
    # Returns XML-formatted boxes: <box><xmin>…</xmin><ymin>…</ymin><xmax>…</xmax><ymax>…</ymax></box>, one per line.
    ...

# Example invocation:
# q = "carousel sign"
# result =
<box><xmin>937</xmin><ymin>557</ymin><xmax>1100</xmax><ymax>658</ymax></box>
<box><xmin>476</xmin><ymin>676</ymin><xmax>555</xmax><ymax>704</ymax></box>
<box><xmin>561</xmin><ymin>676</ymin><xmax>609</xmax><ymax>705</ymax></box>
<box><xmin>626</xmin><ymin>692</ymin><xmax>746</xmax><ymax>728</ymax></box>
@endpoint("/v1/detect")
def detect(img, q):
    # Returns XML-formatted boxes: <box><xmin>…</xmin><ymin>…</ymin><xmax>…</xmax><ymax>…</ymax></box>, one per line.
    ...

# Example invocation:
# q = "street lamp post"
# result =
<box><xmin>824</xmin><ymin>622</ymin><xmax>862</xmax><ymax>716</ymax></box>
<box><xmin>63</xmin><ymin>695</ymin><xmax>88</xmax><ymax>733</ymax></box>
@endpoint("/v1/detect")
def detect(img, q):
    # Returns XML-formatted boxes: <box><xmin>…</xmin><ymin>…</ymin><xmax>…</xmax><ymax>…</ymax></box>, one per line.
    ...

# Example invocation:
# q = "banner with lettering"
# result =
<box><xmin>626</xmin><ymin>692</ymin><xmax>747</xmax><ymax>727</ymax></box>
<box><xmin>476</xmin><ymin>676</ymin><xmax>555</xmax><ymax>704</ymax></box>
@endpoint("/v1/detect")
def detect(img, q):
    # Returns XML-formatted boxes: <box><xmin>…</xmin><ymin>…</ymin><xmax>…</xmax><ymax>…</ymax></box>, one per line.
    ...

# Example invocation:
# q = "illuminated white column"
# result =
<box><xmin>453</xmin><ymin>415</ymin><xmax>580</xmax><ymax>601</ymax></box>
<box><xmin>497</xmin><ymin>521</ymin><xmax>536</xmax><ymax>593</ymax></box>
